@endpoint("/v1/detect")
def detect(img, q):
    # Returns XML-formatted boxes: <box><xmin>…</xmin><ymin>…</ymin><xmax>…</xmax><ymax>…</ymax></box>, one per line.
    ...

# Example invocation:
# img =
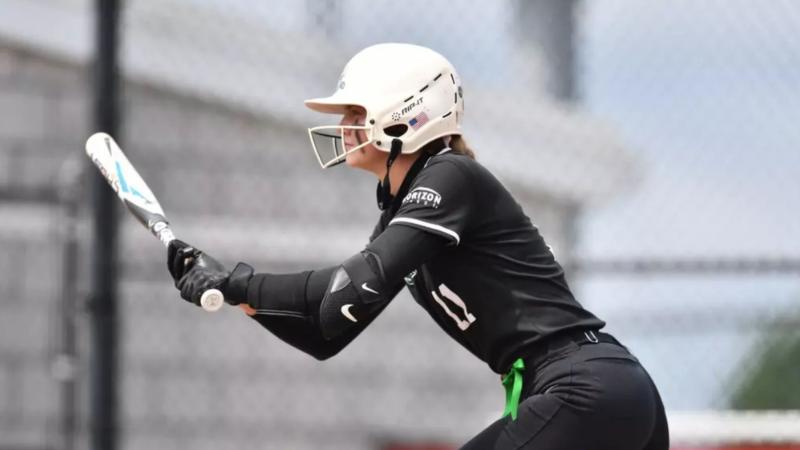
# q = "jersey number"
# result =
<box><xmin>431</xmin><ymin>283</ymin><xmax>476</xmax><ymax>331</ymax></box>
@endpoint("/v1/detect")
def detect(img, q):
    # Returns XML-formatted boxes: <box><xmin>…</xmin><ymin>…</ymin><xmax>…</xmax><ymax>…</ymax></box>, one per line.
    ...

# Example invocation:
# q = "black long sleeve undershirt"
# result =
<box><xmin>246</xmin><ymin>225</ymin><xmax>447</xmax><ymax>360</ymax></box>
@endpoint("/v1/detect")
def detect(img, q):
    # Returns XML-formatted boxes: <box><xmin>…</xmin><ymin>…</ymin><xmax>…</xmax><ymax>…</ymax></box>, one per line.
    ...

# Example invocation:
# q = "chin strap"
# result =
<box><xmin>376</xmin><ymin>139</ymin><xmax>404</xmax><ymax>210</ymax></box>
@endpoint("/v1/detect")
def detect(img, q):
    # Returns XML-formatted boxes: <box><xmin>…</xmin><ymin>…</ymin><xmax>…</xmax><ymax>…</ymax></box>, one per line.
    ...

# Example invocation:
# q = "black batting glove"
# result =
<box><xmin>167</xmin><ymin>239</ymin><xmax>200</xmax><ymax>283</ymax></box>
<box><xmin>167</xmin><ymin>240</ymin><xmax>254</xmax><ymax>307</ymax></box>
<box><xmin>176</xmin><ymin>252</ymin><xmax>229</xmax><ymax>307</ymax></box>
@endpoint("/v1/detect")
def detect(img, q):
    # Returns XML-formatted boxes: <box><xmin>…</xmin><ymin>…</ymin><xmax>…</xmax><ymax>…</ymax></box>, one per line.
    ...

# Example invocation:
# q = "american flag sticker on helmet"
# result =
<box><xmin>408</xmin><ymin>112</ymin><xmax>429</xmax><ymax>130</ymax></box>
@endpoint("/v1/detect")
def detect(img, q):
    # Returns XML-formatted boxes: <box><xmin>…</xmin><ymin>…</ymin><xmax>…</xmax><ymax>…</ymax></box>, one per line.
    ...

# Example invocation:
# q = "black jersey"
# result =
<box><xmin>372</xmin><ymin>150</ymin><xmax>605</xmax><ymax>373</ymax></box>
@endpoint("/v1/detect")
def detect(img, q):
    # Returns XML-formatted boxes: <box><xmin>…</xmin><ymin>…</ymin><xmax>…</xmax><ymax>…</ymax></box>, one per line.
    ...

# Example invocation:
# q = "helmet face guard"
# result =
<box><xmin>307</xmin><ymin>124</ymin><xmax>373</xmax><ymax>168</ymax></box>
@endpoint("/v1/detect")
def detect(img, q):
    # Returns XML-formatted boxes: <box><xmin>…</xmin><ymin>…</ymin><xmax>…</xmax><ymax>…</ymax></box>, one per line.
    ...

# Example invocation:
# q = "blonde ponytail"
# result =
<box><xmin>420</xmin><ymin>135</ymin><xmax>477</xmax><ymax>159</ymax></box>
<box><xmin>450</xmin><ymin>135</ymin><xmax>476</xmax><ymax>160</ymax></box>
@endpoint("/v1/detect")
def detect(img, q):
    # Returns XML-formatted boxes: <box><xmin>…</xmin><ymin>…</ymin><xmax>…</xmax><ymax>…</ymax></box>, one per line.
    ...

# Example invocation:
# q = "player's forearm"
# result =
<box><xmin>243</xmin><ymin>266</ymin><xmax>396</xmax><ymax>360</ymax></box>
<box><xmin>241</xmin><ymin>267</ymin><xmax>350</xmax><ymax>360</ymax></box>
<box><xmin>248</xmin><ymin>314</ymin><xmax>342</xmax><ymax>360</ymax></box>
<box><xmin>242</xmin><ymin>270</ymin><xmax>317</xmax><ymax>318</ymax></box>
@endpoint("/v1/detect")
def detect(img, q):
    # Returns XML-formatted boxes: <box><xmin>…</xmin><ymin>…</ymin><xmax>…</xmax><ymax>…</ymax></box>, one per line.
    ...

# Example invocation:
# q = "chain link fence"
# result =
<box><xmin>0</xmin><ymin>0</ymin><xmax>798</xmax><ymax>449</ymax></box>
<box><xmin>574</xmin><ymin>0</ymin><xmax>800</xmax><ymax>414</ymax></box>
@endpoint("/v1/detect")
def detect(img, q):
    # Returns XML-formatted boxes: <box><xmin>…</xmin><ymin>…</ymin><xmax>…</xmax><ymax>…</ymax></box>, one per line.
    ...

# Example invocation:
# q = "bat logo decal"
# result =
<box><xmin>115</xmin><ymin>161</ymin><xmax>153</xmax><ymax>205</ymax></box>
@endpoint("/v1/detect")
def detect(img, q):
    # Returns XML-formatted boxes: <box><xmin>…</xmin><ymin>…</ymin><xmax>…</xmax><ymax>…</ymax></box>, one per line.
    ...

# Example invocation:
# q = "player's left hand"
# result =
<box><xmin>175</xmin><ymin>251</ymin><xmax>231</xmax><ymax>307</ymax></box>
<box><xmin>167</xmin><ymin>240</ymin><xmax>253</xmax><ymax>308</ymax></box>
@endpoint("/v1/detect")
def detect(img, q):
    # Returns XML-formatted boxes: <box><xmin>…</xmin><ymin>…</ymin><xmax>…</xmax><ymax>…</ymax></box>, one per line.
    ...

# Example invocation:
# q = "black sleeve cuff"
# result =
<box><xmin>225</xmin><ymin>262</ymin><xmax>254</xmax><ymax>305</ymax></box>
<box><xmin>246</xmin><ymin>271</ymin><xmax>312</xmax><ymax>316</ymax></box>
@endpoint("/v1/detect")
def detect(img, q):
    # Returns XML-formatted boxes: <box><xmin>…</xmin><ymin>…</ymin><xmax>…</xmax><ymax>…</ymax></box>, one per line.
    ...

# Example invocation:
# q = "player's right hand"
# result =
<box><xmin>175</xmin><ymin>252</ymin><xmax>231</xmax><ymax>307</ymax></box>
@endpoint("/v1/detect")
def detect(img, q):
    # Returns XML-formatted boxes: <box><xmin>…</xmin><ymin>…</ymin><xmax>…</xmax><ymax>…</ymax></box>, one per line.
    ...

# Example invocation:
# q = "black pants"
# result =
<box><xmin>461</xmin><ymin>332</ymin><xmax>669</xmax><ymax>450</ymax></box>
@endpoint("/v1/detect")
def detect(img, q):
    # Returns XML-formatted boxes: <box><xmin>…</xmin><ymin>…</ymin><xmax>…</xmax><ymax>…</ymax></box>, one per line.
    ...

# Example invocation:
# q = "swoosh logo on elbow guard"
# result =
<box><xmin>361</xmin><ymin>283</ymin><xmax>379</xmax><ymax>295</ymax></box>
<box><xmin>341</xmin><ymin>304</ymin><xmax>358</xmax><ymax>323</ymax></box>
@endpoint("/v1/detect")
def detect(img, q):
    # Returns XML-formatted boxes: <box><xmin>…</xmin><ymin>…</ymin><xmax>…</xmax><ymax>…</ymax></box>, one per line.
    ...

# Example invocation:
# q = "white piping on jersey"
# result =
<box><xmin>389</xmin><ymin>217</ymin><xmax>460</xmax><ymax>244</ymax></box>
<box><xmin>425</xmin><ymin>147</ymin><xmax>452</xmax><ymax>168</ymax></box>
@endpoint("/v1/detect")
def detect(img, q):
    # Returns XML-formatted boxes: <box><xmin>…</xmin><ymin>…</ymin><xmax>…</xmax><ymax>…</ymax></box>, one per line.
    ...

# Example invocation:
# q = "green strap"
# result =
<box><xmin>501</xmin><ymin>358</ymin><xmax>525</xmax><ymax>420</ymax></box>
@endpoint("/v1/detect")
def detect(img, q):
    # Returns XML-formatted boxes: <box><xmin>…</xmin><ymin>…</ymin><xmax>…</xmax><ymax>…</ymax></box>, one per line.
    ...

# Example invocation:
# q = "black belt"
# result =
<box><xmin>523</xmin><ymin>328</ymin><xmax>620</xmax><ymax>369</ymax></box>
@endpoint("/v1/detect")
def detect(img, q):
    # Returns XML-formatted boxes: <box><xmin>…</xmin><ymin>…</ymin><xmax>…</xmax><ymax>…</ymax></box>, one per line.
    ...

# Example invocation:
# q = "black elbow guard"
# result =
<box><xmin>318</xmin><ymin>251</ymin><xmax>388</xmax><ymax>340</ymax></box>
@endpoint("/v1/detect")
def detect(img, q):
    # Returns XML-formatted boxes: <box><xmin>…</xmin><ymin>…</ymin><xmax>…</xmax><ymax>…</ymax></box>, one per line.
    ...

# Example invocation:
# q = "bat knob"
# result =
<box><xmin>200</xmin><ymin>289</ymin><xmax>224</xmax><ymax>312</ymax></box>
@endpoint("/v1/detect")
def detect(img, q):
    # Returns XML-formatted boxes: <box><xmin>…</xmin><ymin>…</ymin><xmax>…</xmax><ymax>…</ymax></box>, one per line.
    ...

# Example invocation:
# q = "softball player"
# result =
<box><xmin>168</xmin><ymin>43</ymin><xmax>669</xmax><ymax>449</ymax></box>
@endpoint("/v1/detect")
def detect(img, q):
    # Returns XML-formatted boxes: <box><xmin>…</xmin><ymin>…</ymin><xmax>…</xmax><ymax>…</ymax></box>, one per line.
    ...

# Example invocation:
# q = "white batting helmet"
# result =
<box><xmin>305</xmin><ymin>43</ymin><xmax>465</xmax><ymax>168</ymax></box>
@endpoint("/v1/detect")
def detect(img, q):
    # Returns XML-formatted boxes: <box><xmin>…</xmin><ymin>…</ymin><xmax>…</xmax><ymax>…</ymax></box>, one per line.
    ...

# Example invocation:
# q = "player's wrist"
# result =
<box><xmin>224</xmin><ymin>262</ymin><xmax>254</xmax><ymax>305</ymax></box>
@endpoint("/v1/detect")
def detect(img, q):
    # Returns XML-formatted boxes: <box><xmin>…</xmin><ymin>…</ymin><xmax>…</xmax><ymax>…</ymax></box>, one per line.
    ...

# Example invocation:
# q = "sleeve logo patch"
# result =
<box><xmin>402</xmin><ymin>187</ymin><xmax>442</xmax><ymax>209</ymax></box>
